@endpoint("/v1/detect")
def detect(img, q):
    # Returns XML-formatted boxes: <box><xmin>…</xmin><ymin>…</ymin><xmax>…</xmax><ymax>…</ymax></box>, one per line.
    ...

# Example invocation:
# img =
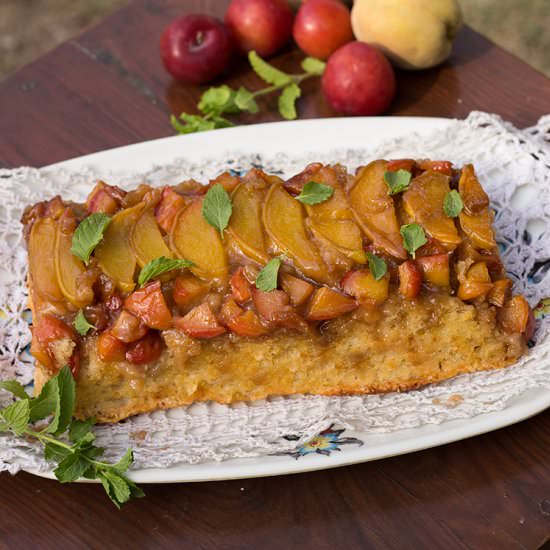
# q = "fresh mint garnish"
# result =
<box><xmin>443</xmin><ymin>189</ymin><xmax>464</xmax><ymax>218</ymax></box>
<box><xmin>138</xmin><ymin>256</ymin><xmax>194</xmax><ymax>286</ymax></box>
<box><xmin>202</xmin><ymin>183</ymin><xmax>233</xmax><ymax>237</ymax></box>
<box><xmin>295</xmin><ymin>181</ymin><xmax>334</xmax><ymax>205</ymax></box>
<box><xmin>384</xmin><ymin>169</ymin><xmax>412</xmax><ymax>196</ymax></box>
<box><xmin>255</xmin><ymin>257</ymin><xmax>283</xmax><ymax>292</ymax></box>
<box><xmin>367</xmin><ymin>253</ymin><xmax>388</xmax><ymax>281</ymax></box>
<box><xmin>400</xmin><ymin>223</ymin><xmax>427</xmax><ymax>259</ymax></box>
<box><xmin>71</xmin><ymin>212</ymin><xmax>111</xmax><ymax>265</ymax></box>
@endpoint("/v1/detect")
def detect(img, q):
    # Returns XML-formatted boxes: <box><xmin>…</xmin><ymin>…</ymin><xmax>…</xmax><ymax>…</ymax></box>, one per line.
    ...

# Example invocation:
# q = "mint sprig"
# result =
<box><xmin>366</xmin><ymin>253</ymin><xmax>388</xmax><ymax>281</ymax></box>
<box><xmin>74</xmin><ymin>310</ymin><xmax>95</xmax><ymax>336</ymax></box>
<box><xmin>384</xmin><ymin>170</ymin><xmax>412</xmax><ymax>196</ymax></box>
<box><xmin>400</xmin><ymin>223</ymin><xmax>427</xmax><ymax>259</ymax></box>
<box><xmin>171</xmin><ymin>52</ymin><xmax>326</xmax><ymax>134</ymax></box>
<box><xmin>443</xmin><ymin>190</ymin><xmax>464</xmax><ymax>218</ymax></box>
<box><xmin>0</xmin><ymin>366</ymin><xmax>143</xmax><ymax>508</ymax></box>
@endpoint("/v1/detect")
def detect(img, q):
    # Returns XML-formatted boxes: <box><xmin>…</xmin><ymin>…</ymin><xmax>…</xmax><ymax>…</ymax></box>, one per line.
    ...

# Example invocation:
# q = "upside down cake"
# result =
<box><xmin>22</xmin><ymin>159</ymin><xmax>534</xmax><ymax>423</ymax></box>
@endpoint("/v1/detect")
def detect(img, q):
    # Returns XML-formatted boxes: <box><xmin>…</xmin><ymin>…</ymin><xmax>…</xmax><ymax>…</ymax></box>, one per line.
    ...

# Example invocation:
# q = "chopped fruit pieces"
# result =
<box><xmin>341</xmin><ymin>268</ymin><xmax>390</xmax><ymax>306</ymax></box>
<box><xmin>457</xmin><ymin>261</ymin><xmax>493</xmax><ymax>301</ymax></box>
<box><xmin>349</xmin><ymin>160</ymin><xmax>407</xmax><ymax>259</ymax></box>
<box><xmin>125</xmin><ymin>332</ymin><xmax>163</xmax><ymax>365</ymax></box>
<box><xmin>305</xmin><ymin>287</ymin><xmax>357</xmax><ymax>321</ymax></box>
<box><xmin>209</xmin><ymin>171</ymin><xmax>241</xmax><ymax>194</ymax></box>
<box><xmin>398</xmin><ymin>260</ymin><xmax>422</xmax><ymax>300</ymax></box>
<box><xmin>488</xmin><ymin>278</ymin><xmax>513</xmax><ymax>308</ymax></box>
<box><xmin>386</xmin><ymin>159</ymin><xmax>415</xmax><ymax>173</ymax></box>
<box><xmin>94</xmin><ymin>203</ymin><xmax>141</xmax><ymax>293</ymax></box>
<box><xmin>416</xmin><ymin>254</ymin><xmax>450</xmax><ymax>288</ymax></box>
<box><xmin>281</xmin><ymin>273</ymin><xmax>315</xmax><ymax>306</ymax></box>
<box><xmin>97</xmin><ymin>330</ymin><xmax>127</xmax><ymax>362</ymax></box>
<box><xmin>402</xmin><ymin>171</ymin><xmax>461</xmax><ymax>250</ymax></box>
<box><xmin>110</xmin><ymin>310</ymin><xmax>148</xmax><ymax>343</ymax></box>
<box><xmin>499</xmin><ymin>296</ymin><xmax>532</xmax><ymax>336</ymax></box>
<box><xmin>131</xmin><ymin>208</ymin><xmax>172</xmax><ymax>268</ymax></box>
<box><xmin>32</xmin><ymin>315</ymin><xmax>78</xmax><ymax>375</ymax></box>
<box><xmin>230</xmin><ymin>267</ymin><xmax>252</xmax><ymax>304</ymax></box>
<box><xmin>174</xmin><ymin>303</ymin><xmax>226</xmax><ymax>339</ymax></box>
<box><xmin>251</xmin><ymin>288</ymin><xmax>307</xmax><ymax>330</ymax></box>
<box><xmin>170</xmin><ymin>200</ymin><xmax>228</xmax><ymax>280</ymax></box>
<box><xmin>173</xmin><ymin>274</ymin><xmax>209</xmax><ymax>309</ymax></box>
<box><xmin>155</xmin><ymin>187</ymin><xmax>186</xmax><ymax>233</ymax></box>
<box><xmin>124</xmin><ymin>281</ymin><xmax>172</xmax><ymax>330</ymax></box>
<box><xmin>417</xmin><ymin>160</ymin><xmax>453</xmax><ymax>175</ymax></box>
<box><xmin>228</xmin><ymin>184</ymin><xmax>268</xmax><ymax>263</ymax></box>
<box><xmin>86</xmin><ymin>181</ymin><xmax>125</xmax><ymax>215</ymax></box>
<box><xmin>220</xmin><ymin>298</ymin><xmax>269</xmax><ymax>337</ymax></box>
<box><xmin>263</xmin><ymin>184</ymin><xmax>328</xmax><ymax>282</ymax></box>
<box><xmin>458</xmin><ymin>164</ymin><xmax>489</xmax><ymax>214</ymax></box>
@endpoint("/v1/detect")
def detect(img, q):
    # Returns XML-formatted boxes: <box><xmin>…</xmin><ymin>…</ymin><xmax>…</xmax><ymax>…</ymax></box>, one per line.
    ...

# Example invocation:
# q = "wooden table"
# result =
<box><xmin>1</xmin><ymin>1</ymin><xmax>549</xmax><ymax>548</ymax></box>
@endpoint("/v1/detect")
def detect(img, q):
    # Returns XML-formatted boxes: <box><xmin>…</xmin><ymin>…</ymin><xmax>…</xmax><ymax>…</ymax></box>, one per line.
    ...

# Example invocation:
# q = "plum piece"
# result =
<box><xmin>499</xmin><ymin>296</ymin><xmax>533</xmax><ymax>336</ymax></box>
<box><xmin>95</xmin><ymin>203</ymin><xmax>143</xmax><ymax>293</ymax></box>
<box><xmin>402</xmin><ymin>171</ymin><xmax>461</xmax><ymax>250</ymax></box>
<box><xmin>97</xmin><ymin>330</ymin><xmax>127</xmax><ymax>362</ymax></box>
<box><xmin>263</xmin><ymin>184</ymin><xmax>328</xmax><ymax>282</ymax></box>
<box><xmin>341</xmin><ymin>268</ymin><xmax>390</xmax><ymax>306</ymax></box>
<box><xmin>349</xmin><ymin>160</ymin><xmax>407</xmax><ymax>259</ymax></box>
<box><xmin>155</xmin><ymin>187</ymin><xmax>187</xmax><ymax>233</ymax></box>
<box><xmin>488</xmin><ymin>278</ymin><xmax>512</xmax><ymax>308</ymax></box>
<box><xmin>280</xmin><ymin>274</ymin><xmax>315</xmax><ymax>307</ymax></box>
<box><xmin>398</xmin><ymin>260</ymin><xmax>422</xmax><ymax>300</ymax></box>
<box><xmin>124</xmin><ymin>280</ymin><xmax>173</xmax><ymax>330</ymax></box>
<box><xmin>220</xmin><ymin>298</ymin><xmax>269</xmax><ymax>337</ymax></box>
<box><xmin>174</xmin><ymin>303</ymin><xmax>226</xmax><ymax>339</ymax></box>
<box><xmin>305</xmin><ymin>287</ymin><xmax>358</xmax><ymax>321</ymax></box>
<box><xmin>170</xmin><ymin>199</ymin><xmax>228</xmax><ymax>280</ymax></box>
<box><xmin>228</xmin><ymin>183</ymin><xmax>269</xmax><ymax>263</ymax></box>
<box><xmin>457</xmin><ymin>261</ymin><xmax>493</xmax><ymax>301</ymax></box>
<box><xmin>416</xmin><ymin>254</ymin><xmax>450</xmax><ymax>288</ymax></box>
<box><xmin>173</xmin><ymin>274</ymin><xmax>210</xmax><ymax>310</ymax></box>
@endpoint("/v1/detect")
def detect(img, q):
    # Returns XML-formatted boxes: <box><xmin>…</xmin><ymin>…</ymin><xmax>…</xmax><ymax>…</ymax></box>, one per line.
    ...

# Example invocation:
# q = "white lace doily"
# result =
<box><xmin>1</xmin><ymin>111</ymin><xmax>549</xmax><ymax>474</ymax></box>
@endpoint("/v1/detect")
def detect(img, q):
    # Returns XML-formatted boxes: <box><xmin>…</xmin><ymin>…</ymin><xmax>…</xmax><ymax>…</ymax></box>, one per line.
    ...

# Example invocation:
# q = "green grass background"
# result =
<box><xmin>0</xmin><ymin>1</ymin><xmax>548</xmax><ymax>78</ymax></box>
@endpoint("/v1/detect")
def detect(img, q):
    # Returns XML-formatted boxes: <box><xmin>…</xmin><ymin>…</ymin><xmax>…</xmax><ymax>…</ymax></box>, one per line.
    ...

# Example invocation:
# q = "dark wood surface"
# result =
<box><xmin>0</xmin><ymin>1</ymin><xmax>549</xmax><ymax>548</ymax></box>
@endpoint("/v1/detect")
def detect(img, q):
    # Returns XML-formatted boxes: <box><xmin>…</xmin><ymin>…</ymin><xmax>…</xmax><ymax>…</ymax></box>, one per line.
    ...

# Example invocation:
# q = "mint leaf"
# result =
<box><xmin>138</xmin><ymin>256</ymin><xmax>194</xmax><ymax>286</ymax></box>
<box><xmin>74</xmin><ymin>310</ymin><xmax>95</xmax><ymax>336</ymax></box>
<box><xmin>400</xmin><ymin>223</ymin><xmax>427</xmax><ymax>259</ymax></box>
<box><xmin>46</xmin><ymin>366</ymin><xmax>75</xmax><ymax>437</ymax></box>
<box><xmin>0</xmin><ymin>399</ymin><xmax>30</xmax><ymax>435</ymax></box>
<box><xmin>202</xmin><ymin>183</ymin><xmax>233</xmax><ymax>237</ymax></box>
<box><xmin>71</xmin><ymin>212</ymin><xmax>111</xmax><ymax>265</ymax></box>
<box><xmin>0</xmin><ymin>380</ymin><xmax>28</xmax><ymax>400</ymax></box>
<box><xmin>295</xmin><ymin>181</ymin><xmax>334</xmax><ymax>205</ymax></box>
<box><xmin>234</xmin><ymin>87</ymin><xmax>259</xmax><ymax>114</ymax></box>
<box><xmin>198</xmin><ymin>85</ymin><xmax>239</xmax><ymax>115</ymax></box>
<box><xmin>248</xmin><ymin>51</ymin><xmax>291</xmax><ymax>86</ymax></box>
<box><xmin>54</xmin><ymin>453</ymin><xmax>91</xmax><ymax>483</ymax></box>
<box><xmin>112</xmin><ymin>448</ymin><xmax>133</xmax><ymax>474</ymax></box>
<box><xmin>29</xmin><ymin>375</ymin><xmax>59</xmax><ymax>422</ymax></box>
<box><xmin>98</xmin><ymin>471</ymin><xmax>132</xmax><ymax>509</ymax></box>
<box><xmin>44</xmin><ymin>442</ymin><xmax>71</xmax><ymax>462</ymax></box>
<box><xmin>443</xmin><ymin>190</ymin><xmax>464</xmax><ymax>218</ymax></box>
<box><xmin>384</xmin><ymin>169</ymin><xmax>412</xmax><ymax>196</ymax></box>
<box><xmin>255</xmin><ymin>257</ymin><xmax>283</xmax><ymax>292</ymax></box>
<box><xmin>367</xmin><ymin>253</ymin><xmax>388</xmax><ymax>281</ymax></box>
<box><xmin>301</xmin><ymin>57</ymin><xmax>326</xmax><ymax>76</ymax></box>
<box><xmin>278</xmin><ymin>83</ymin><xmax>301</xmax><ymax>120</ymax></box>
<box><xmin>171</xmin><ymin>113</ymin><xmax>216</xmax><ymax>134</ymax></box>
<box><xmin>69</xmin><ymin>417</ymin><xmax>96</xmax><ymax>443</ymax></box>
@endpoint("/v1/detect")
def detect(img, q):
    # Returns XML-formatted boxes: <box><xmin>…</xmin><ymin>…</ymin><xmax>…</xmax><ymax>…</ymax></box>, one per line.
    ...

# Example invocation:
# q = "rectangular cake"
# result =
<box><xmin>22</xmin><ymin>159</ymin><xmax>533</xmax><ymax>423</ymax></box>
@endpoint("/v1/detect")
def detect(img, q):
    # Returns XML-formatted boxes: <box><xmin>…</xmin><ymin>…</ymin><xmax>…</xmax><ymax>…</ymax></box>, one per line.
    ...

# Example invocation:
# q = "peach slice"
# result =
<box><xmin>28</xmin><ymin>217</ymin><xmax>65</xmax><ymax>304</ymax></box>
<box><xmin>457</xmin><ymin>261</ymin><xmax>493</xmax><ymax>301</ymax></box>
<box><xmin>55</xmin><ymin>210</ymin><xmax>94</xmax><ymax>308</ymax></box>
<box><xmin>170</xmin><ymin>199</ymin><xmax>228</xmax><ymax>280</ymax></box>
<box><xmin>488</xmin><ymin>278</ymin><xmax>512</xmax><ymax>308</ymax></box>
<box><xmin>173</xmin><ymin>273</ymin><xmax>210</xmax><ymax>310</ymax></box>
<box><xmin>349</xmin><ymin>160</ymin><xmax>407</xmax><ymax>259</ymax></box>
<box><xmin>131</xmin><ymin>207</ymin><xmax>172</xmax><ymax>268</ymax></box>
<box><xmin>308</xmin><ymin>217</ymin><xmax>367</xmax><ymax>264</ymax></box>
<box><xmin>305</xmin><ymin>287</ymin><xmax>358</xmax><ymax>321</ymax></box>
<box><xmin>459</xmin><ymin>209</ymin><xmax>496</xmax><ymax>250</ymax></box>
<box><xmin>227</xmin><ymin>183</ymin><xmax>269</xmax><ymax>263</ymax></box>
<box><xmin>402</xmin><ymin>171</ymin><xmax>461</xmax><ymax>250</ymax></box>
<box><xmin>95</xmin><ymin>203</ymin><xmax>142</xmax><ymax>293</ymax></box>
<box><xmin>499</xmin><ymin>296</ymin><xmax>532</xmax><ymax>335</ymax></box>
<box><xmin>263</xmin><ymin>184</ymin><xmax>328</xmax><ymax>282</ymax></box>
<box><xmin>458</xmin><ymin>164</ymin><xmax>489</xmax><ymax>214</ymax></box>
